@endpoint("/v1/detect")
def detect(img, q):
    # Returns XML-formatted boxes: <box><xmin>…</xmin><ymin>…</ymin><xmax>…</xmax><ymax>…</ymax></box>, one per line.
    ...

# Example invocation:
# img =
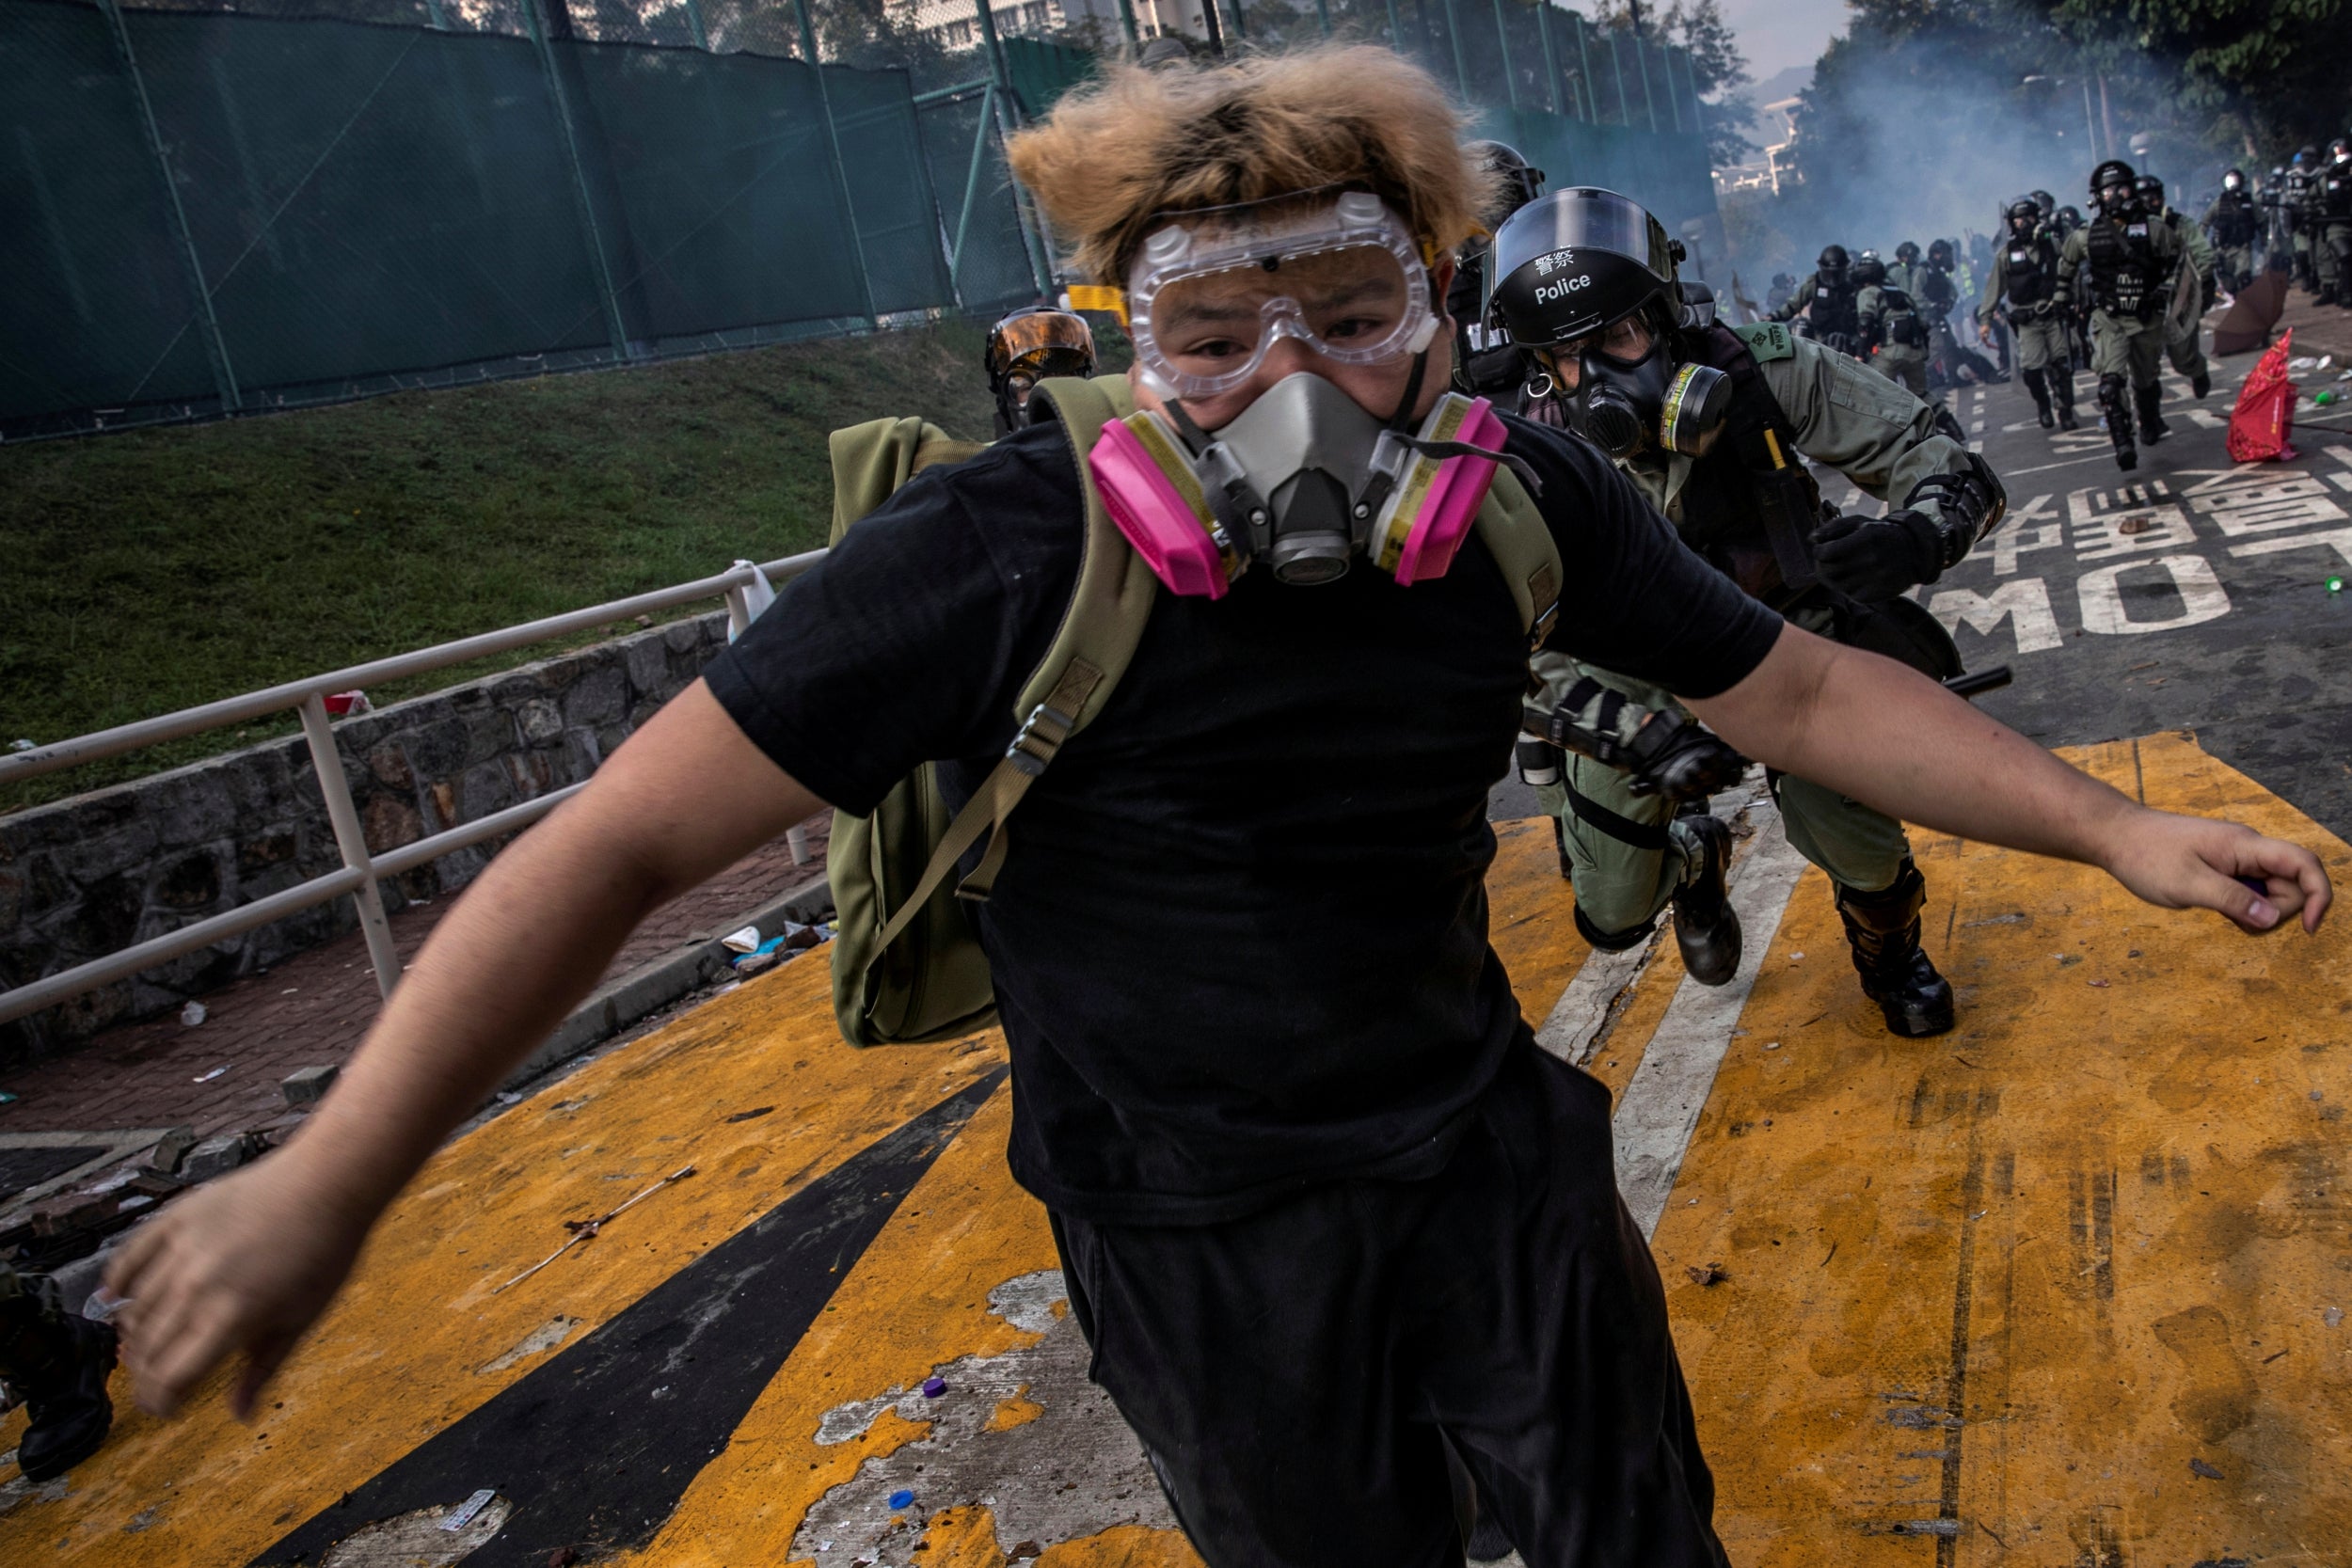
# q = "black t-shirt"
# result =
<box><xmin>707</xmin><ymin>413</ymin><xmax>1780</xmax><ymax>1224</ymax></box>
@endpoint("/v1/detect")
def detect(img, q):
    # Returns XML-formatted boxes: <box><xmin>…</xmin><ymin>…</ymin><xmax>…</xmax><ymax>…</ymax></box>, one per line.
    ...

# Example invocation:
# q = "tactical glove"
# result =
<box><xmin>1812</xmin><ymin>509</ymin><xmax>1944</xmax><ymax>602</ymax></box>
<box><xmin>1525</xmin><ymin>684</ymin><xmax>1748</xmax><ymax>804</ymax></box>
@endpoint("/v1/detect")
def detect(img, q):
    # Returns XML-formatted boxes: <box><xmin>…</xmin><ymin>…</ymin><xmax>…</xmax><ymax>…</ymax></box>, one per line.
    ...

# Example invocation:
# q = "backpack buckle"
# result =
<box><xmin>1006</xmin><ymin>703</ymin><xmax>1076</xmax><ymax>776</ymax></box>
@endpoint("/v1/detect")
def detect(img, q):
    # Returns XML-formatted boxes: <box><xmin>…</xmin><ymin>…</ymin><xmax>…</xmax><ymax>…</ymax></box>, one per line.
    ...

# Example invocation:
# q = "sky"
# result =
<box><xmin>1714</xmin><ymin>0</ymin><xmax>1849</xmax><ymax>92</ymax></box>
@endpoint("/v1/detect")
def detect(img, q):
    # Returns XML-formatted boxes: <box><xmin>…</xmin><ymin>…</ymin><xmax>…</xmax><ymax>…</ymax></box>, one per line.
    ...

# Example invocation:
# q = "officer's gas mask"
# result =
<box><xmin>1485</xmin><ymin>187</ymin><xmax>1733</xmax><ymax>464</ymax></box>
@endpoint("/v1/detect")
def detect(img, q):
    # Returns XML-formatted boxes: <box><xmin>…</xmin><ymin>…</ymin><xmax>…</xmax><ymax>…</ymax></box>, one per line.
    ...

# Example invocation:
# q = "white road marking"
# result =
<box><xmin>2008</xmin><ymin>451</ymin><xmax>2128</xmax><ymax>476</ymax></box>
<box><xmin>1613</xmin><ymin>808</ymin><xmax>1808</xmax><ymax>1239</ymax></box>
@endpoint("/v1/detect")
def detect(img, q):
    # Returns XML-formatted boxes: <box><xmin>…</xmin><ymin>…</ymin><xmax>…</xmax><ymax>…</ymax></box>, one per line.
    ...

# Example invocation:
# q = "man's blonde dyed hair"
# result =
<box><xmin>1006</xmin><ymin>45</ymin><xmax>1500</xmax><ymax>286</ymax></box>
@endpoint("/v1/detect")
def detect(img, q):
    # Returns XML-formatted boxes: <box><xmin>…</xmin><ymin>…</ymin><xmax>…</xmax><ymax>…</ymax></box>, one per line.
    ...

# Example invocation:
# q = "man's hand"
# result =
<box><xmin>103</xmin><ymin>681</ymin><xmax>820</xmax><ymax>1419</ymax></box>
<box><xmin>106</xmin><ymin>1149</ymin><xmax>369</xmax><ymax>1418</ymax></box>
<box><xmin>1977</xmin><ymin>325</ymin><xmax>1994</xmax><ymax>347</ymax></box>
<box><xmin>2094</xmin><ymin>810</ymin><xmax>2331</xmax><ymax>934</ymax></box>
<box><xmin>1812</xmin><ymin>511</ymin><xmax>1942</xmax><ymax>602</ymax></box>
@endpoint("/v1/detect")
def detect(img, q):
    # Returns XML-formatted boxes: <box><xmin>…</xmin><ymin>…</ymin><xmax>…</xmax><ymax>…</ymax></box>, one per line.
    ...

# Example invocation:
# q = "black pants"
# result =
<box><xmin>1050</xmin><ymin>1042</ymin><xmax>1729</xmax><ymax>1568</ymax></box>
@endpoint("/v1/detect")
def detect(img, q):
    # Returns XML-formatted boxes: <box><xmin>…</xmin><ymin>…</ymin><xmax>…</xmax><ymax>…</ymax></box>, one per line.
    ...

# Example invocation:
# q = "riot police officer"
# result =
<box><xmin>1448</xmin><ymin>141</ymin><xmax>1550</xmax><ymax>412</ymax></box>
<box><xmin>2137</xmin><ymin>173</ymin><xmax>2215</xmax><ymax>397</ymax></box>
<box><xmin>2286</xmin><ymin>147</ymin><xmax>2322</xmax><ymax>291</ymax></box>
<box><xmin>1494</xmin><ymin>187</ymin><xmax>2006</xmax><ymax>1037</ymax></box>
<box><xmin>2204</xmin><ymin>168</ymin><xmax>2260</xmax><ymax>293</ymax></box>
<box><xmin>2321</xmin><ymin>138</ymin><xmax>2352</xmax><ymax>309</ymax></box>
<box><xmin>1979</xmin><ymin>196</ymin><xmax>2078</xmax><ymax>430</ymax></box>
<box><xmin>1765</xmin><ymin>272</ymin><xmax>1797</xmax><ymax>315</ymax></box>
<box><xmin>1772</xmin><ymin>244</ymin><xmax>1863</xmax><ymax>355</ymax></box>
<box><xmin>983</xmin><ymin>305</ymin><xmax>1096</xmax><ymax>436</ymax></box>
<box><xmin>1887</xmin><ymin>240</ymin><xmax>1928</xmax><ymax>298</ymax></box>
<box><xmin>1855</xmin><ymin>252</ymin><xmax>1931</xmax><ymax>398</ymax></box>
<box><xmin>2059</xmin><ymin>159</ymin><xmax>2187</xmax><ymax>471</ymax></box>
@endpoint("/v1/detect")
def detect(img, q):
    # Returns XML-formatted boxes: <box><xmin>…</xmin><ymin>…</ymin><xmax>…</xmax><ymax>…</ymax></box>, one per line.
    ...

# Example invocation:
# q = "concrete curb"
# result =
<box><xmin>497</xmin><ymin>874</ymin><xmax>835</xmax><ymax>1094</ymax></box>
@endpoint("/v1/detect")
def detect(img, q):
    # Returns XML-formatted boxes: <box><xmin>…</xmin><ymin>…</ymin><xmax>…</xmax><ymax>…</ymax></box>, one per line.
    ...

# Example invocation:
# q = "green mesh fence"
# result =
<box><xmin>1</xmin><ymin>0</ymin><xmax>1721</xmax><ymax>438</ymax></box>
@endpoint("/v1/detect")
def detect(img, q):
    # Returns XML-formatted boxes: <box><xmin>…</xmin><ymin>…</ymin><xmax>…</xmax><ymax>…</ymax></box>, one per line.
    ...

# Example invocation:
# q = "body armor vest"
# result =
<box><xmin>2000</xmin><ymin>236</ymin><xmax>2059</xmax><ymax>311</ymax></box>
<box><xmin>1808</xmin><ymin>278</ymin><xmax>1859</xmax><ymax>341</ymax></box>
<box><xmin>2212</xmin><ymin>192</ymin><xmax>2257</xmax><ymax>245</ymax></box>
<box><xmin>1671</xmin><ymin>325</ymin><xmax>1827</xmax><ymax>608</ymax></box>
<box><xmin>2326</xmin><ymin>168</ymin><xmax>2352</xmax><ymax>222</ymax></box>
<box><xmin>1872</xmin><ymin>287</ymin><xmax>1928</xmax><ymax>348</ymax></box>
<box><xmin>2087</xmin><ymin>217</ymin><xmax>2165</xmax><ymax>319</ymax></box>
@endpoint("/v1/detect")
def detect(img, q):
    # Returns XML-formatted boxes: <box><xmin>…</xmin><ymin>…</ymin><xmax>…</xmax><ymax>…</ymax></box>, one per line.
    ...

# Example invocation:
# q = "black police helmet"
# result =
<box><xmin>2090</xmin><ymin>158</ymin><xmax>2137</xmax><ymax>205</ymax></box>
<box><xmin>2006</xmin><ymin>198</ymin><xmax>2040</xmax><ymax>228</ymax></box>
<box><xmin>1470</xmin><ymin>140</ymin><xmax>1548</xmax><ymax>220</ymax></box>
<box><xmin>2031</xmin><ymin>189</ymin><xmax>2057</xmax><ymax>214</ymax></box>
<box><xmin>1818</xmin><ymin>243</ymin><xmax>1850</xmax><ymax>273</ymax></box>
<box><xmin>2333</xmin><ymin>136</ymin><xmax>2352</xmax><ymax>164</ymax></box>
<box><xmin>1851</xmin><ymin>254</ymin><xmax>1887</xmax><ymax>287</ymax></box>
<box><xmin>1487</xmin><ymin>187</ymin><xmax>1680</xmax><ymax>349</ymax></box>
<box><xmin>2297</xmin><ymin>146</ymin><xmax>2319</xmax><ymax>166</ymax></box>
<box><xmin>2224</xmin><ymin>168</ymin><xmax>2246</xmax><ymax>189</ymax></box>
<box><xmin>2135</xmin><ymin>173</ymin><xmax>2165</xmax><ymax>207</ymax></box>
<box><xmin>1927</xmin><ymin>237</ymin><xmax>1955</xmax><ymax>265</ymax></box>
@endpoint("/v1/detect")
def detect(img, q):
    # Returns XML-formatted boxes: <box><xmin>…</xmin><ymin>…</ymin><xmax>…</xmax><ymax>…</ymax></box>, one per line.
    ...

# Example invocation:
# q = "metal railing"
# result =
<box><xmin>0</xmin><ymin>550</ymin><xmax>826</xmax><ymax>1028</ymax></box>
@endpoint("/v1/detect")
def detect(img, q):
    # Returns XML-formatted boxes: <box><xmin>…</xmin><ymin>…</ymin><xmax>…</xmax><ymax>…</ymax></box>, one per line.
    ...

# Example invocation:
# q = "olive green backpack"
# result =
<box><xmin>824</xmin><ymin>375</ymin><xmax>1564</xmax><ymax>1047</ymax></box>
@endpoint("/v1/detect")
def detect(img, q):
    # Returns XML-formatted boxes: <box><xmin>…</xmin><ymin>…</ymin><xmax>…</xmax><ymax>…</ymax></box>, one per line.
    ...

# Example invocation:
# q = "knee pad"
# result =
<box><xmin>2021</xmin><ymin>366</ymin><xmax>2047</xmax><ymax>398</ymax></box>
<box><xmin>1574</xmin><ymin>903</ymin><xmax>1658</xmax><ymax>953</ymax></box>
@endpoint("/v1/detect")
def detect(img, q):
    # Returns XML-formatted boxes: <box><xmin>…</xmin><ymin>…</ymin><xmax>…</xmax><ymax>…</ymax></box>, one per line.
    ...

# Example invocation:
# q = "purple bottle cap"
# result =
<box><xmin>921</xmin><ymin>1376</ymin><xmax>947</xmax><ymax>1398</ymax></box>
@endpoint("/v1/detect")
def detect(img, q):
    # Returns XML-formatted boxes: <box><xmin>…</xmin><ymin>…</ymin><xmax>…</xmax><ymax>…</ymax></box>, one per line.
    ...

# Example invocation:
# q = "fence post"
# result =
<box><xmin>1606</xmin><ymin>26</ymin><xmax>1631</xmax><ymax>125</ymax></box>
<box><xmin>93</xmin><ymin>0</ymin><xmax>241</xmax><ymax>415</ymax></box>
<box><xmin>520</xmin><ymin>0</ymin><xmax>633</xmax><ymax>359</ymax></box>
<box><xmin>1223</xmin><ymin>0</ymin><xmax>1247</xmax><ymax>41</ymax></box>
<box><xmin>1662</xmin><ymin>42</ymin><xmax>1685</xmax><ymax>133</ymax></box>
<box><xmin>682</xmin><ymin>0</ymin><xmax>710</xmax><ymax>49</ymax></box>
<box><xmin>969</xmin><ymin>1</ymin><xmax>1056</xmax><ymax>297</ymax></box>
<box><xmin>1383</xmin><ymin>0</ymin><xmax>1405</xmax><ymax>50</ymax></box>
<box><xmin>1489</xmin><ymin>0</ymin><xmax>1518</xmax><ymax>109</ymax></box>
<box><xmin>1573</xmin><ymin>11</ymin><xmax>1594</xmax><ymax>122</ymax></box>
<box><xmin>1535</xmin><ymin>1</ymin><xmax>1561</xmax><ymax>117</ymax></box>
<box><xmin>1633</xmin><ymin>29</ymin><xmax>1658</xmax><ymax>133</ymax></box>
<box><xmin>298</xmin><ymin>694</ymin><xmax>403</xmax><ymax>999</ymax></box>
<box><xmin>948</xmin><ymin>82</ymin><xmax>996</xmax><ymax>284</ymax></box>
<box><xmin>1437</xmin><ymin>0</ymin><xmax>1470</xmax><ymax>101</ymax></box>
<box><xmin>1313</xmin><ymin>0</ymin><xmax>1332</xmax><ymax>37</ymax></box>
<box><xmin>791</xmin><ymin>0</ymin><xmax>882</xmax><ymax>329</ymax></box>
<box><xmin>421</xmin><ymin>0</ymin><xmax>449</xmax><ymax>26</ymax></box>
<box><xmin>1116</xmin><ymin>0</ymin><xmax>1140</xmax><ymax>47</ymax></box>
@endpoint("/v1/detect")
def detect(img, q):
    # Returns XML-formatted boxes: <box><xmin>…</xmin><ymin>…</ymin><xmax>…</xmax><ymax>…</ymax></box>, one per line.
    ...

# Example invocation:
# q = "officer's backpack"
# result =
<box><xmin>823</xmin><ymin>374</ymin><xmax>1563</xmax><ymax>1047</ymax></box>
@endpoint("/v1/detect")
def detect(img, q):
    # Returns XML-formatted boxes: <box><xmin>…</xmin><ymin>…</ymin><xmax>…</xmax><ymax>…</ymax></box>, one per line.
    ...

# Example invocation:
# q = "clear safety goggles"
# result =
<box><xmin>1124</xmin><ymin>192</ymin><xmax>1438</xmax><ymax>401</ymax></box>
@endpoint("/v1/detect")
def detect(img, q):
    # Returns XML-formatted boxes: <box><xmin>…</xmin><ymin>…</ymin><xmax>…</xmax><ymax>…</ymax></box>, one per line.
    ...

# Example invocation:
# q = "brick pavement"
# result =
<box><xmin>0</xmin><ymin>813</ymin><xmax>830</xmax><ymax>1144</ymax></box>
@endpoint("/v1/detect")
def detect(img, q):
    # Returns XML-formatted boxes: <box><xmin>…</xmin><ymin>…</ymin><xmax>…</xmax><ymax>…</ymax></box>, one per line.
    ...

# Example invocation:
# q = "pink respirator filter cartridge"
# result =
<box><xmin>1390</xmin><ymin>396</ymin><xmax>1507</xmax><ymax>586</ymax></box>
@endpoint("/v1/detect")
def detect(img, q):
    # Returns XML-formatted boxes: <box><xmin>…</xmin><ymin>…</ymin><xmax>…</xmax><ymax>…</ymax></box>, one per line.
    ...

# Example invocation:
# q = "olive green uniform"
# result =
<box><xmin>1977</xmin><ymin>239</ymin><xmax>2071</xmax><ymax>372</ymax></box>
<box><xmin>1531</xmin><ymin>325</ymin><xmax>1979</xmax><ymax>934</ymax></box>
<box><xmin>1769</xmin><ymin>271</ymin><xmax>1862</xmax><ymax>353</ymax></box>
<box><xmin>2058</xmin><ymin>216</ymin><xmax>2183</xmax><ymax>388</ymax></box>
<box><xmin>1856</xmin><ymin>282</ymin><xmax>1930</xmax><ymax>398</ymax></box>
<box><xmin>2201</xmin><ymin>193</ymin><xmax>2259</xmax><ymax>290</ymax></box>
<box><xmin>2160</xmin><ymin>209</ymin><xmax>2214</xmax><ymax>382</ymax></box>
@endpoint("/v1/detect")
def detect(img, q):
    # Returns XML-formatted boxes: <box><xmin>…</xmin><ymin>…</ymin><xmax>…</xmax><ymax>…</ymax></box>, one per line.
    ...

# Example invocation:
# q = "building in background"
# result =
<box><xmin>1714</xmin><ymin>95</ymin><xmax>1801</xmax><ymax>195</ymax></box>
<box><xmin>905</xmin><ymin>0</ymin><xmax>1198</xmax><ymax>46</ymax></box>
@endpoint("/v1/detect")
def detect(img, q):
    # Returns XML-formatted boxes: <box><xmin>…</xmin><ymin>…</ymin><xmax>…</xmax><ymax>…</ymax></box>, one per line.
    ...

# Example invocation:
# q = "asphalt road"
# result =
<box><xmin>1495</xmin><ymin>311</ymin><xmax>2352</xmax><ymax>844</ymax></box>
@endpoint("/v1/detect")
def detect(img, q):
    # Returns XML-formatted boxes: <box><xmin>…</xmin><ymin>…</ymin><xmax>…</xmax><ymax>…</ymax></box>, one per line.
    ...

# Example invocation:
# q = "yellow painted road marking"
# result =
<box><xmin>1659</xmin><ymin>733</ymin><xmax>2352</xmax><ymax>1561</ymax></box>
<box><xmin>10</xmin><ymin>737</ymin><xmax>2344</xmax><ymax>1566</ymax></box>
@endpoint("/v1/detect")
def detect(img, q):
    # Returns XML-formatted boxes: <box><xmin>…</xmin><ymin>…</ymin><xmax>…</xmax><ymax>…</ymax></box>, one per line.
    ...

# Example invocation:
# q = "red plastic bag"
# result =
<box><xmin>2227</xmin><ymin>327</ymin><xmax>2298</xmax><ymax>464</ymax></box>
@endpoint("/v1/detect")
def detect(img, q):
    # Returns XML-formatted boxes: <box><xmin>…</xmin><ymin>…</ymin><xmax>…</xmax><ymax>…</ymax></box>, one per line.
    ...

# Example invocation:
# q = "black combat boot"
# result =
<box><xmin>2023</xmin><ymin>367</ymin><xmax>2054</xmax><ymax>428</ymax></box>
<box><xmin>2056</xmin><ymin>372</ymin><xmax>2080</xmax><ymax>430</ymax></box>
<box><xmin>2191</xmin><ymin>370</ymin><xmax>2212</xmax><ymax>398</ymax></box>
<box><xmin>1669</xmin><ymin>809</ymin><xmax>1741</xmax><ymax>986</ymax></box>
<box><xmin>0</xmin><ymin>1278</ymin><xmax>119</xmax><ymax>1482</ymax></box>
<box><xmin>2099</xmin><ymin>372</ymin><xmax>2137</xmax><ymax>470</ymax></box>
<box><xmin>1834</xmin><ymin>859</ymin><xmax>1956</xmax><ymax>1037</ymax></box>
<box><xmin>2136</xmin><ymin>380</ymin><xmax>2170</xmax><ymax>443</ymax></box>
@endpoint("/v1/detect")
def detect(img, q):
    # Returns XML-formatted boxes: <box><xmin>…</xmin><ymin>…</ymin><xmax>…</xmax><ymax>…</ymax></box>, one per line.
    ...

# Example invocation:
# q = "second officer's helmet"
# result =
<box><xmin>985</xmin><ymin>306</ymin><xmax>1095</xmax><ymax>432</ymax></box>
<box><xmin>1927</xmin><ymin>237</ymin><xmax>1956</xmax><ymax>268</ymax></box>
<box><xmin>1851</xmin><ymin>252</ymin><xmax>1888</xmax><ymax>288</ymax></box>
<box><xmin>2135</xmin><ymin>173</ymin><xmax>2166</xmax><ymax>210</ymax></box>
<box><xmin>1895</xmin><ymin>240</ymin><xmax>1921</xmax><ymax>263</ymax></box>
<box><xmin>2006</xmin><ymin>197</ymin><xmax>2040</xmax><ymax>236</ymax></box>
<box><xmin>2031</xmin><ymin>189</ymin><xmax>2057</xmax><ymax>218</ymax></box>
<box><xmin>1817</xmin><ymin>243</ymin><xmax>1851</xmax><ymax>280</ymax></box>
<box><xmin>1471</xmin><ymin>140</ymin><xmax>1549</xmax><ymax>219</ymax></box>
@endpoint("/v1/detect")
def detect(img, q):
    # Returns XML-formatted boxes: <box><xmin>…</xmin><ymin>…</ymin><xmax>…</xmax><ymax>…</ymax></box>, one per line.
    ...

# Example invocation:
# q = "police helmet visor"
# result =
<box><xmin>1127</xmin><ymin>192</ymin><xmax>1434</xmax><ymax>401</ymax></box>
<box><xmin>990</xmin><ymin>311</ymin><xmax>1096</xmax><ymax>384</ymax></box>
<box><xmin>1533</xmin><ymin>314</ymin><xmax>1653</xmax><ymax>390</ymax></box>
<box><xmin>1489</xmin><ymin>187</ymin><xmax>1675</xmax><ymax>346</ymax></box>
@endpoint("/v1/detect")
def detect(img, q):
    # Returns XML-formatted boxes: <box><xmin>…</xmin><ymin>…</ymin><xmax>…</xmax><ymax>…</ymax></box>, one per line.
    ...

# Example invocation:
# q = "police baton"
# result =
<box><xmin>1943</xmin><ymin>665</ymin><xmax>2013</xmax><ymax>700</ymax></box>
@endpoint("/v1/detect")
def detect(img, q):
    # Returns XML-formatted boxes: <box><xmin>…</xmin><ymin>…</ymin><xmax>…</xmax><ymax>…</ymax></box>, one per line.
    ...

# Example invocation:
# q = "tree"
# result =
<box><xmin>1590</xmin><ymin>0</ymin><xmax>1758</xmax><ymax>166</ymax></box>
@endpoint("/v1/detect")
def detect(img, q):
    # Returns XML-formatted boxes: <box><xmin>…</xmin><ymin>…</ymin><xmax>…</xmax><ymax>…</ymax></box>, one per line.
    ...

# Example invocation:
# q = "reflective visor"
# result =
<box><xmin>1127</xmin><ymin>192</ymin><xmax>1434</xmax><ymax>400</ymax></box>
<box><xmin>1487</xmin><ymin>187</ymin><xmax>1676</xmax><ymax>346</ymax></box>
<box><xmin>991</xmin><ymin>310</ymin><xmax>1096</xmax><ymax>383</ymax></box>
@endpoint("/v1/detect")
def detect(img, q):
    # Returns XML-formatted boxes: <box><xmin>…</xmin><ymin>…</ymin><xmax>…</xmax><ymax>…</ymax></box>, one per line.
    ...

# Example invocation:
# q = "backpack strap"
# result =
<box><xmin>827</xmin><ymin>417</ymin><xmax>988</xmax><ymax>545</ymax></box>
<box><xmin>1471</xmin><ymin>468</ymin><xmax>1562</xmax><ymax>647</ymax></box>
<box><xmin>870</xmin><ymin>374</ymin><xmax>1155</xmax><ymax>953</ymax></box>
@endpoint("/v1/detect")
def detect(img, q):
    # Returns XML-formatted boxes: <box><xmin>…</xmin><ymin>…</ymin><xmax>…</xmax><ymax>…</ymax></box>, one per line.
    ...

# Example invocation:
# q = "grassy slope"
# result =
<box><xmin>0</xmin><ymin>322</ymin><xmax>1005</xmax><ymax>811</ymax></box>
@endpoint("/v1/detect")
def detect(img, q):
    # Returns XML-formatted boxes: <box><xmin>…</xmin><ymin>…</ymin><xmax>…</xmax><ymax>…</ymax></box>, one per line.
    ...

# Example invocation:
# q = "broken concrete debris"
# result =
<box><xmin>180</xmin><ymin>1000</ymin><xmax>209</xmax><ymax>1026</ymax></box>
<box><xmin>183</xmin><ymin>1132</ymin><xmax>265</xmax><ymax>1183</ymax></box>
<box><xmin>281</xmin><ymin>1063</ymin><xmax>342</xmax><ymax>1106</ymax></box>
<box><xmin>147</xmin><ymin>1125</ymin><xmax>199</xmax><ymax>1176</ymax></box>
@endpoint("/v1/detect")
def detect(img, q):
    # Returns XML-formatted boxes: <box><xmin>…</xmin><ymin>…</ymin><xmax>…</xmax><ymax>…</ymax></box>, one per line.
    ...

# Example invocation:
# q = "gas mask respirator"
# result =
<box><xmin>1567</xmin><ymin>330</ymin><xmax>1732</xmax><ymax>463</ymax></box>
<box><xmin>1089</xmin><ymin>372</ymin><xmax>1518</xmax><ymax>596</ymax></box>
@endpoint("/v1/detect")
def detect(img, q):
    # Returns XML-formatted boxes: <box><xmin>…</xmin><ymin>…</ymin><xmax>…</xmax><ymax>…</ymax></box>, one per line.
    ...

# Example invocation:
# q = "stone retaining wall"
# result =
<box><xmin>0</xmin><ymin>612</ymin><xmax>732</xmax><ymax>1072</ymax></box>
